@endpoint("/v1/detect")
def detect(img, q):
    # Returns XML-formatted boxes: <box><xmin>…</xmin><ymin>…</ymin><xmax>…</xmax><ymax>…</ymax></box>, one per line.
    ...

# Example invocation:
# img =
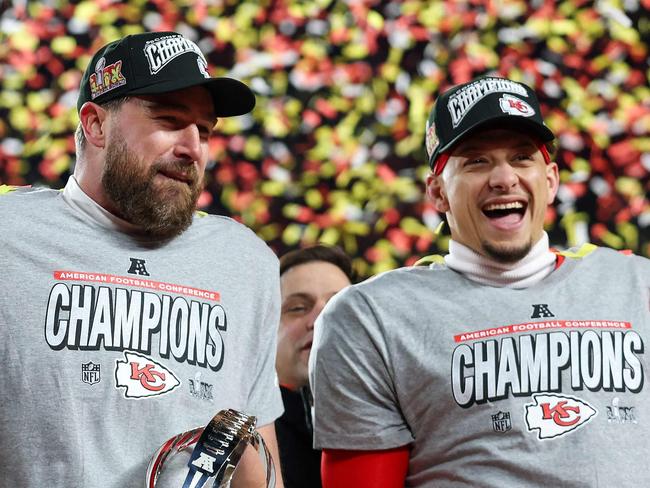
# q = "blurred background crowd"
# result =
<box><xmin>0</xmin><ymin>0</ymin><xmax>648</xmax><ymax>278</ymax></box>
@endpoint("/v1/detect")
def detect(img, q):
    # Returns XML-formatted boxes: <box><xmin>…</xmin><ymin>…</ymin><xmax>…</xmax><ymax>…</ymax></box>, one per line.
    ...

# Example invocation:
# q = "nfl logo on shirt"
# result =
<box><xmin>492</xmin><ymin>411</ymin><xmax>512</xmax><ymax>433</ymax></box>
<box><xmin>82</xmin><ymin>362</ymin><xmax>101</xmax><ymax>385</ymax></box>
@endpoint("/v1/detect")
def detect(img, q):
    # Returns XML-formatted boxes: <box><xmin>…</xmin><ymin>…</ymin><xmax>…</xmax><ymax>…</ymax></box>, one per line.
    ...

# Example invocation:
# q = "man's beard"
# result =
<box><xmin>481</xmin><ymin>239</ymin><xmax>533</xmax><ymax>263</ymax></box>
<box><xmin>102</xmin><ymin>137</ymin><xmax>202</xmax><ymax>239</ymax></box>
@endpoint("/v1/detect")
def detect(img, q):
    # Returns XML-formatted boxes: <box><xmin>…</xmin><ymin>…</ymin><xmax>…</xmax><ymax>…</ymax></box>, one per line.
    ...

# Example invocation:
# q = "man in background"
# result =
<box><xmin>275</xmin><ymin>245</ymin><xmax>354</xmax><ymax>487</ymax></box>
<box><xmin>0</xmin><ymin>31</ymin><xmax>283</xmax><ymax>487</ymax></box>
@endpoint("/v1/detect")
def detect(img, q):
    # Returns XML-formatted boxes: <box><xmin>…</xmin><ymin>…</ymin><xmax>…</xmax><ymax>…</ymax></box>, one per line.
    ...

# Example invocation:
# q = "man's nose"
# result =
<box><xmin>173</xmin><ymin>124</ymin><xmax>202</xmax><ymax>163</ymax></box>
<box><xmin>306</xmin><ymin>301</ymin><xmax>327</xmax><ymax>331</ymax></box>
<box><xmin>488</xmin><ymin>161</ymin><xmax>518</xmax><ymax>191</ymax></box>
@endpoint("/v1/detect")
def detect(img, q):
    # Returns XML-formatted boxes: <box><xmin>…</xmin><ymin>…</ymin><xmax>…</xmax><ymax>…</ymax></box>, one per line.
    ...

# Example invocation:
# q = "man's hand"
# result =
<box><xmin>230</xmin><ymin>423</ymin><xmax>284</xmax><ymax>488</ymax></box>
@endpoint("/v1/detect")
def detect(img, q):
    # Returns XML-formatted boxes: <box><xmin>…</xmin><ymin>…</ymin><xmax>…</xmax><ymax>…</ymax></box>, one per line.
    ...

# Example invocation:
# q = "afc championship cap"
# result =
<box><xmin>77</xmin><ymin>31</ymin><xmax>255</xmax><ymax>117</ymax></box>
<box><xmin>425</xmin><ymin>76</ymin><xmax>555</xmax><ymax>174</ymax></box>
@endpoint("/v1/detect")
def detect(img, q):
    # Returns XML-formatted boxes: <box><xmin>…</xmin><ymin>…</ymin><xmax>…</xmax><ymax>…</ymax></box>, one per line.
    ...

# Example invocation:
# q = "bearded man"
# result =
<box><xmin>0</xmin><ymin>32</ymin><xmax>284</xmax><ymax>488</ymax></box>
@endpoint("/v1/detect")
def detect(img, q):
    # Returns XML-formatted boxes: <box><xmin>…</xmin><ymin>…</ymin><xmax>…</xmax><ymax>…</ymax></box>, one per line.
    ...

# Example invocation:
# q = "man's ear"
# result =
<box><xmin>426</xmin><ymin>172</ymin><xmax>449</xmax><ymax>213</ymax></box>
<box><xmin>78</xmin><ymin>102</ymin><xmax>108</xmax><ymax>149</ymax></box>
<box><xmin>546</xmin><ymin>161</ymin><xmax>560</xmax><ymax>205</ymax></box>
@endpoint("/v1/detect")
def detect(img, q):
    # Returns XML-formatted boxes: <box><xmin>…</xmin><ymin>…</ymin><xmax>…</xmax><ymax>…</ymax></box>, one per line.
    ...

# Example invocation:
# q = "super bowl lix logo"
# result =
<box><xmin>115</xmin><ymin>351</ymin><xmax>180</xmax><ymax>399</ymax></box>
<box><xmin>89</xmin><ymin>57</ymin><xmax>126</xmax><ymax>100</ymax></box>
<box><xmin>425</xmin><ymin>119</ymin><xmax>438</xmax><ymax>160</ymax></box>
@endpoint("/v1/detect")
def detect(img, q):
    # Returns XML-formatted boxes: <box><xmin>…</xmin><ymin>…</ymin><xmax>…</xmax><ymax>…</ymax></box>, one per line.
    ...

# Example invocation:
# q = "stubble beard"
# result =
<box><xmin>481</xmin><ymin>238</ymin><xmax>533</xmax><ymax>263</ymax></box>
<box><xmin>102</xmin><ymin>136</ymin><xmax>202</xmax><ymax>239</ymax></box>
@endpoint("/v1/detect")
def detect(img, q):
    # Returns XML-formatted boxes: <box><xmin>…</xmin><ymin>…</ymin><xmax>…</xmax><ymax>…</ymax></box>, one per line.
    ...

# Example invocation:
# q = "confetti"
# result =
<box><xmin>0</xmin><ymin>0</ymin><xmax>647</xmax><ymax>277</ymax></box>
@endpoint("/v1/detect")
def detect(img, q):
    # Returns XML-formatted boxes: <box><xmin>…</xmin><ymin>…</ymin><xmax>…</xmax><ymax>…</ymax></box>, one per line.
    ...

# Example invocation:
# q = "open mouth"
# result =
<box><xmin>482</xmin><ymin>201</ymin><xmax>527</xmax><ymax>226</ymax></box>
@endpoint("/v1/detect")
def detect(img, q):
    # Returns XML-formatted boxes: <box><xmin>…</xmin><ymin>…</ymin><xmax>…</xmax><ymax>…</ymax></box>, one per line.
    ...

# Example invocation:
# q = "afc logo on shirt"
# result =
<box><xmin>128</xmin><ymin>257</ymin><xmax>150</xmax><ymax>276</ymax></box>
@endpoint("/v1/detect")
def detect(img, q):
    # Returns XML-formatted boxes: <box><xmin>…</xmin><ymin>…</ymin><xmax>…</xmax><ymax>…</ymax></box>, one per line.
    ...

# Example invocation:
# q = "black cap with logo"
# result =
<box><xmin>77</xmin><ymin>31</ymin><xmax>255</xmax><ymax>117</ymax></box>
<box><xmin>425</xmin><ymin>76</ymin><xmax>555</xmax><ymax>173</ymax></box>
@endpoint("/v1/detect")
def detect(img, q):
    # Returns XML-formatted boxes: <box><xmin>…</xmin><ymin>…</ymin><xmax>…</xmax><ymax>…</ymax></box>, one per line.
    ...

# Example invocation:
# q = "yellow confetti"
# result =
<box><xmin>371</xmin><ymin>259</ymin><xmax>398</xmax><ymax>275</ymax></box>
<box><xmin>367</xmin><ymin>10</ymin><xmax>384</xmax><ymax>30</ymax></box>
<box><xmin>260</xmin><ymin>181</ymin><xmax>285</xmax><ymax>197</ymax></box>
<box><xmin>258</xmin><ymin>224</ymin><xmax>281</xmax><ymax>241</ymax></box>
<box><xmin>9</xmin><ymin>107</ymin><xmax>31</xmax><ymax>132</ymax></box>
<box><xmin>319</xmin><ymin>228</ymin><xmax>340</xmax><ymax>245</ymax></box>
<box><xmin>51</xmin><ymin>36</ymin><xmax>77</xmax><ymax>55</ymax></box>
<box><xmin>615</xmin><ymin>177</ymin><xmax>643</xmax><ymax>197</ymax></box>
<box><xmin>282</xmin><ymin>224</ymin><xmax>302</xmax><ymax>246</ymax></box>
<box><xmin>609</xmin><ymin>21</ymin><xmax>640</xmax><ymax>44</ymax></box>
<box><xmin>243</xmin><ymin>135</ymin><xmax>263</xmax><ymax>160</ymax></box>
<box><xmin>600</xmin><ymin>231</ymin><xmax>625</xmax><ymax>249</ymax></box>
<box><xmin>283</xmin><ymin>203</ymin><xmax>302</xmax><ymax>219</ymax></box>
<box><xmin>303</xmin><ymin>223</ymin><xmax>320</xmax><ymax>244</ymax></box>
<box><xmin>302</xmin><ymin>40</ymin><xmax>328</xmax><ymax>59</ymax></box>
<box><xmin>617</xmin><ymin>222</ymin><xmax>638</xmax><ymax>250</ymax></box>
<box><xmin>343</xmin><ymin>221</ymin><xmax>370</xmax><ymax>235</ymax></box>
<box><xmin>74</xmin><ymin>1</ymin><xmax>101</xmax><ymax>22</ymax></box>
<box><xmin>560</xmin><ymin>212</ymin><xmax>590</xmax><ymax>247</ymax></box>
<box><xmin>0</xmin><ymin>91</ymin><xmax>23</xmax><ymax>109</ymax></box>
<box><xmin>401</xmin><ymin>217</ymin><xmax>429</xmax><ymax>236</ymax></box>
<box><xmin>10</xmin><ymin>29</ymin><xmax>39</xmax><ymax>51</ymax></box>
<box><xmin>305</xmin><ymin>188</ymin><xmax>323</xmax><ymax>209</ymax></box>
<box><xmin>26</xmin><ymin>91</ymin><xmax>54</xmax><ymax>113</ymax></box>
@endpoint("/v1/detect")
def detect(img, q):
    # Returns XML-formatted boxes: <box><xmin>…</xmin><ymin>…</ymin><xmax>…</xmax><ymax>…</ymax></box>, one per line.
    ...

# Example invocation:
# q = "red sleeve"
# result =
<box><xmin>321</xmin><ymin>447</ymin><xmax>410</xmax><ymax>488</ymax></box>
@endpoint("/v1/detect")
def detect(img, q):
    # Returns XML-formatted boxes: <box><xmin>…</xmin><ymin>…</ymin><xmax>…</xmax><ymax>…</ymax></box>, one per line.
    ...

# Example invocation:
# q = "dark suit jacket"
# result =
<box><xmin>275</xmin><ymin>386</ymin><xmax>322</xmax><ymax>488</ymax></box>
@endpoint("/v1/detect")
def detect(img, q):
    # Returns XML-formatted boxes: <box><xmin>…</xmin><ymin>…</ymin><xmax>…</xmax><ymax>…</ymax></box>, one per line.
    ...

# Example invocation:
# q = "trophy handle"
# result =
<box><xmin>146</xmin><ymin>409</ymin><xmax>275</xmax><ymax>488</ymax></box>
<box><xmin>249</xmin><ymin>428</ymin><xmax>276</xmax><ymax>488</ymax></box>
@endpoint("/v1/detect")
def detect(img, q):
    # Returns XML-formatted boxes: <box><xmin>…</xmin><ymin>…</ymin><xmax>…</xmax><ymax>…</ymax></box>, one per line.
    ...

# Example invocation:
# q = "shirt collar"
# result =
<box><xmin>62</xmin><ymin>175</ymin><xmax>141</xmax><ymax>233</ymax></box>
<box><xmin>444</xmin><ymin>233</ymin><xmax>556</xmax><ymax>289</ymax></box>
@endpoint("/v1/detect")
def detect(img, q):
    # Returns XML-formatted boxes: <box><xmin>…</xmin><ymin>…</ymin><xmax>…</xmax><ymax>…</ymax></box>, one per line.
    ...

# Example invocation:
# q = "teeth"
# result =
<box><xmin>484</xmin><ymin>202</ymin><xmax>524</xmax><ymax>211</ymax></box>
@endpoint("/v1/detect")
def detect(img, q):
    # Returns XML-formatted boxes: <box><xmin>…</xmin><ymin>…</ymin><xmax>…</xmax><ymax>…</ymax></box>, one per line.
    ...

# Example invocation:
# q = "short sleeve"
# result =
<box><xmin>309</xmin><ymin>286</ymin><xmax>414</xmax><ymax>450</ymax></box>
<box><xmin>245</xmin><ymin>254</ymin><xmax>284</xmax><ymax>427</ymax></box>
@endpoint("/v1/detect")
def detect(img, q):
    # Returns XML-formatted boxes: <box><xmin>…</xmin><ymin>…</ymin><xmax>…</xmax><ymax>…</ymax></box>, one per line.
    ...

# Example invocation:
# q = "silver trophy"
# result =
<box><xmin>145</xmin><ymin>409</ymin><xmax>275</xmax><ymax>488</ymax></box>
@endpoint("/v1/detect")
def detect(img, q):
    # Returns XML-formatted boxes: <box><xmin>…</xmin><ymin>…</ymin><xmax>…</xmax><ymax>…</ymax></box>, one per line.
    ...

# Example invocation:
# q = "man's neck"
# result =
<box><xmin>62</xmin><ymin>175</ymin><xmax>140</xmax><ymax>233</ymax></box>
<box><xmin>444</xmin><ymin>233</ymin><xmax>557</xmax><ymax>289</ymax></box>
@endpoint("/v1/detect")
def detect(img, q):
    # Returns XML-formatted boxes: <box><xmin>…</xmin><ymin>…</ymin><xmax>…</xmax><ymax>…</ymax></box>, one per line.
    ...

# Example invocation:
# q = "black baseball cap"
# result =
<box><xmin>77</xmin><ymin>31</ymin><xmax>255</xmax><ymax>117</ymax></box>
<box><xmin>425</xmin><ymin>76</ymin><xmax>555</xmax><ymax>174</ymax></box>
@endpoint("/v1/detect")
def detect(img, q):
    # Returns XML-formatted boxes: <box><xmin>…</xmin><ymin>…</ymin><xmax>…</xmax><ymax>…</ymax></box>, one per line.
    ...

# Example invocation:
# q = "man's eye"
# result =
<box><xmin>281</xmin><ymin>301</ymin><xmax>311</xmax><ymax>315</ymax></box>
<box><xmin>465</xmin><ymin>158</ymin><xmax>486</xmax><ymax>166</ymax></box>
<box><xmin>157</xmin><ymin>116</ymin><xmax>177</xmax><ymax>125</ymax></box>
<box><xmin>513</xmin><ymin>154</ymin><xmax>534</xmax><ymax>162</ymax></box>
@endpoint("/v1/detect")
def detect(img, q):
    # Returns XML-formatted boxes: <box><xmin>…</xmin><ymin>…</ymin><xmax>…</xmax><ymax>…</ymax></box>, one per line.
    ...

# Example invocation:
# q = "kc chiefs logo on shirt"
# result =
<box><xmin>115</xmin><ymin>351</ymin><xmax>180</xmax><ymax>399</ymax></box>
<box><xmin>525</xmin><ymin>393</ymin><xmax>597</xmax><ymax>440</ymax></box>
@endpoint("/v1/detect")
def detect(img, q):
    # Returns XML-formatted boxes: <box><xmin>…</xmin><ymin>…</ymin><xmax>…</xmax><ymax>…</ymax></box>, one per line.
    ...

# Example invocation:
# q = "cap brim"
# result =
<box><xmin>438</xmin><ymin>116</ymin><xmax>555</xmax><ymax>155</ymax></box>
<box><xmin>127</xmin><ymin>77</ymin><xmax>256</xmax><ymax>117</ymax></box>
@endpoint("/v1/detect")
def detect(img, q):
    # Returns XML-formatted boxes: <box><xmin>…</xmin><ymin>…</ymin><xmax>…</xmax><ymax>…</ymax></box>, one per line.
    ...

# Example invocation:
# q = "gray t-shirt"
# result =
<box><xmin>0</xmin><ymin>186</ymin><xmax>283</xmax><ymax>487</ymax></box>
<box><xmin>310</xmin><ymin>246</ymin><xmax>650</xmax><ymax>487</ymax></box>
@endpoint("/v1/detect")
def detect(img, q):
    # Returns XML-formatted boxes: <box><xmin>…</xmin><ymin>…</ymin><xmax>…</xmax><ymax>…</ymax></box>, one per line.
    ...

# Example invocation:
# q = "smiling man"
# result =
<box><xmin>275</xmin><ymin>245</ymin><xmax>353</xmax><ymax>488</ymax></box>
<box><xmin>309</xmin><ymin>76</ymin><xmax>650</xmax><ymax>487</ymax></box>
<box><xmin>0</xmin><ymin>32</ymin><xmax>283</xmax><ymax>488</ymax></box>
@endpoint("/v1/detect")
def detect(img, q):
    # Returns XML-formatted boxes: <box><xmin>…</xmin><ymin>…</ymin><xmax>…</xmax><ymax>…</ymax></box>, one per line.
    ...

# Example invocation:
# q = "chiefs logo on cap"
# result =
<box><xmin>499</xmin><ymin>94</ymin><xmax>536</xmax><ymax>117</ymax></box>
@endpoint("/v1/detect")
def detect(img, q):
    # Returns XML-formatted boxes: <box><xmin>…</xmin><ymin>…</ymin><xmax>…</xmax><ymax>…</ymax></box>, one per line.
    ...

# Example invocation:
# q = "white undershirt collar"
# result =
<box><xmin>62</xmin><ymin>175</ymin><xmax>141</xmax><ymax>233</ymax></box>
<box><xmin>444</xmin><ymin>233</ymin><xmax>556</xmax><ymax>289</ymax></box>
